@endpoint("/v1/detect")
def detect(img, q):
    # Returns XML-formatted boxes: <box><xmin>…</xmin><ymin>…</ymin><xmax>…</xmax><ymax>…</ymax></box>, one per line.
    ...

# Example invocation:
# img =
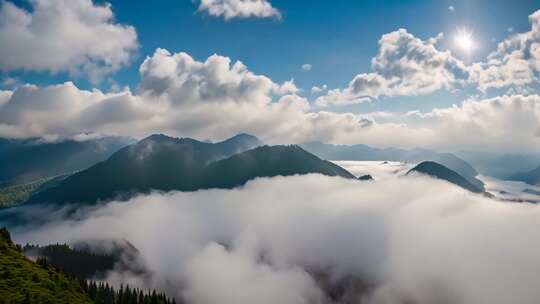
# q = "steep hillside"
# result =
<box><xmin>0</xmin><ymin>228</ymin><xmax>92</xmax><ymax>304</ymax></box>
<box><xmin>0</xmin><ymin>175</ymin><xmax>68</xmax><ymax>208</ymax></box>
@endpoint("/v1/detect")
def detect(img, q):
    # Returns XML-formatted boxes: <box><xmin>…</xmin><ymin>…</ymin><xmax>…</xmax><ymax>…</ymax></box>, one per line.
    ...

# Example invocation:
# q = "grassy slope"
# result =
<box><xmin>0</xmin><ymin>175</ymin><xmax>68</xmax><ymax>208</ymax></box>
<box><xmin>0</xmin><ymin>228</ymin><xmax>92</xmax><ymax>304</ymax></box>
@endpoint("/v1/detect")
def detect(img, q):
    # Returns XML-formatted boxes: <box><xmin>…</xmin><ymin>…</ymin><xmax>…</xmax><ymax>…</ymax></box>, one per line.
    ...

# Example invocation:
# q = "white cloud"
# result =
<box><xmin>315</xmin><ymin>29</ymin><xmax>469</xmax><ymax>107</ymax></box>
<box><xmin>423</xmin><ymin>94</ymin><xmax>540</xmax><ymax>152</ymax></box>
<box><xmin>10</xmin><ymin>174</ymin><xmax>540</xmax><ymax>304</ymax></box>
<box><xmin>301</xmin><ymin>64</ymin><xmax>312</xmax><ymax>72</ymax></box>
<box><xmin>1</xmin><ymin>48</ymin><xmax>540</xmax><ymax>152</ymax></box>
<box><xmin>0</xmin><ymin>0</ymin><xmax>138</xmax><ymax>81</ymax></box>
<box><xmin>311</xmin><ymin>85</ymin><xmax>327</xmax><ymax>94</ymax></box>
<box><xmin>0</xmin><ymin>49</ymin><xmax>352</xmax><ymax>144</ymax></box>
<box><xmin>0</xmin><ymin>90</ymin><xmax>12</xmax><ymax>108</ymax></box>
<box><xmin>314</xmin><ymin>9</ymin><xmax>540</xmax><ymax>106</ymax></box>
<box><xmin>138</xmin><ymin>48</ymin><xmax>289</xmax><ymax>104</ymax></box>
<box><xmin>197</xmin><ymin>0</ymin><xmax>281</xmax><ymax>20</ymax></box>
<box><xmin>470</xmin><ymin>9</ymin><xmax>540</xmax><ymax>91</ymax></box>
<box><xmin>0</xmin><ymin>82</ymin><xmax>158</xmax><ymax>140</ymax></box>
<box><xmin>448</xmin><ymin>5</ymin><xmax>455</xmax><ymax>12</ymax></box>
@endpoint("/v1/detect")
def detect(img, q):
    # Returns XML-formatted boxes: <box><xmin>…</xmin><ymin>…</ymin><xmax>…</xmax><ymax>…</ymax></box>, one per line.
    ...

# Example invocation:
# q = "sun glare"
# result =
<box><xmin>454</xmin><ymin>28</ymin><xmax>476</xmax><ymax>54</ymax></box>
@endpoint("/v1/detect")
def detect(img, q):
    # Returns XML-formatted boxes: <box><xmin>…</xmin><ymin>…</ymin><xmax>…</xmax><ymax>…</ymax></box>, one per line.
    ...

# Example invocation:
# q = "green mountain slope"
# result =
<box><xmin>0</xmin><ymin>228</ymin><xmax>92</xmax><ymax>304</ymax></box>
<box><xmin>0</xmin><ymin>175</ymin><xmax>68</xmax><ymax>208</ymax></box>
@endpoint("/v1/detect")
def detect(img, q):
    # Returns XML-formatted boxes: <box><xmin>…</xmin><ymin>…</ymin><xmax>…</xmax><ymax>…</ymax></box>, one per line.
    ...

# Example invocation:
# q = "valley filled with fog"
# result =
<box><xmin>5</xmin><ymin>169</ymin><xmax>540</xmax><ymax>304</ymax></box>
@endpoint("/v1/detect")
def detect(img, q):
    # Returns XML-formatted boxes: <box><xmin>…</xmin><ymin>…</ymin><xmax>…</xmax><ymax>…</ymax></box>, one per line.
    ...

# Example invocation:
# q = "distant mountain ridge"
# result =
<box><xmin>0</xmin><ymin>136</ymin><xmax>134</xmax><ymax>185</ymax></box>
<box><xmin>301</xmin><ymin>141</ymin><xmax>484</xmax><ymax>189</ymax></box>
<box><xmin>508</xmin><ymin>166</ymin><xmax>540</xmax><ymax>186</ymax></box>
<box><xmin>407</xmin><ymin>161</ymin><xmax>485</xmax><ymax>193</ymax></box>
<box><xmin>456</xmin><ymin>150</ymin><xmax>540</xmax><ymax>179</ymax></box>
<box><xmin>27</xmin><ymin>134</ymin><xmax>354</xmax><ymax>205</ymax></box>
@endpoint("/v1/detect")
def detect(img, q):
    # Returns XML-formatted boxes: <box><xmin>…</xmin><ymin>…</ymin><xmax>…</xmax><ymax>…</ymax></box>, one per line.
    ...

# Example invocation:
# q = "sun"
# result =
<box><xmin>454</xmin><ymin>28</ymin><xmax>476</xmax><ymax>54</ymax></box>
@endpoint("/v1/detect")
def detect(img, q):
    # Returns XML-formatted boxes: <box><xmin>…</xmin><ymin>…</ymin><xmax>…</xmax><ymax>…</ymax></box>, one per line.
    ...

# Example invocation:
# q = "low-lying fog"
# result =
<box><xmin>5</xmin><ymin>169</ymin><xmax>540</xmax><ymax>304</ymax></box>
<box><xmin>336</xmin><ymin>160</ymin><xmax>540</xmax><ymax>203</ymax></box>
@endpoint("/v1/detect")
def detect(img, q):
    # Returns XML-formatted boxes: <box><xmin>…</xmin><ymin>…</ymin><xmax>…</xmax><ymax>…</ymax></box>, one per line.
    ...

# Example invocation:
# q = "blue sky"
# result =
<box><xmin>5</xmin><ymin>0</ymin><xmax>539</xmax><ymax>112</ymax></box>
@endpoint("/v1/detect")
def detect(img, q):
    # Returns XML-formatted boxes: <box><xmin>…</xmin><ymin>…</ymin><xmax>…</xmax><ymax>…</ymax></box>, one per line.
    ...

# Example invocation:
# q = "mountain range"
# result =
<box><xmin>0</xmin><ymin>133</ymin><xmax>504</xmax><ymax>207</ymax></box>
<box><xmin>300</xmin><ymin>141</ymin><xmax>484</xmax><ymax>190</ymax></box>
<box><xmin>456</xmin><ymin>150</ymin><xmax>540</xmax><ymax>179</ymax></box>
<box><xmin>27</xmin><ymin>134</ymin><xmax>354</xmax><ymax>205</ymax></box>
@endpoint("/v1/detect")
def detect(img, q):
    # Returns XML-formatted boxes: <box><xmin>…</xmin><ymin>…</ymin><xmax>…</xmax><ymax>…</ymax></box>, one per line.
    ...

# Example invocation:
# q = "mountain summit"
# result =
<box><xmin>407</xmin><ymin>161</ymin><xmax>485</xmax><ymax>193</ymax></box>
<box><xmin>27</xmin><ymin>135</ymin><xmax>354</xmax><ymax>205</ymax></box>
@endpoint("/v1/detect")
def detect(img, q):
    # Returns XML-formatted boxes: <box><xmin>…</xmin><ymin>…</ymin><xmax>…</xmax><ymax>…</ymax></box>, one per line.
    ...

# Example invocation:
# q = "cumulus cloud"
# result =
<box><xmin>138</xmin><ymin>48</ymin><xmax>291</xmax><ymax>104</ymax></box>
<box><xmin>470</xmin><ymin>9</ymin><xmax>540</xmax><ymax>91</ymax></box>
<box><xmin>7</xmin><ymin>174</ymin><xmax>540</xmax><ymax>304</ymax></box>
<box><xmin>197</xmin><ymin>0</ymin><xmax>281</xmax><ymax>20</ymax></box>
<box><xmin>421</xmin><ymin>94</ymin><xmax>540</xmax><ymax>152</ymax></box>
<box><xmin>0</xmin><ymin>49</ymin><xmax>377</xmax><ymax>144</ymax></box>
<box><xmin>2</xmin><ymin>47</ymin><xmax>540</xmax><ymax>152</ymax></box>
<box><xmin>0</xmin><ymin>0</ymin><xmax>138</xmax><ymax>81</ymax></box>
<box><xmin>315</xmin><ymin>29</ymin><xmax>469</xmax><ymax>107</ymax></box>
<box><xmin>0</xmin><ymin>82</ymin><xmax>158</xmax><ymax>140</ymax></box>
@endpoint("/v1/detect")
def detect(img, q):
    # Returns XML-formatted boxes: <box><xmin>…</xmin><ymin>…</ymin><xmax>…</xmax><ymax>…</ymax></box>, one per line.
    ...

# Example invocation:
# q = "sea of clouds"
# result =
<box><xmin>5</xmin><ymin>173</ymin><xmax>540</xmax><ymax>304</ymax></box>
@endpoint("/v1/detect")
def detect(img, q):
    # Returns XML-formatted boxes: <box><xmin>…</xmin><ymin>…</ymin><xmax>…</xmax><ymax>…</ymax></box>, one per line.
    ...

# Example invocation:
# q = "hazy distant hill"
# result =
<box><xmin>456</xmin><ymin>150</ymin><xmax>540</xmax><ymax>179</ymax></box>
<box><xmin>301</xmin><ymin>141</ymin><xmax>483</xmax><ymax>189</ymax></box>
<box><xmin>0</xmin><ymin>136</ymin><xmax>134</xmax><ymax>185</ymax></box>
<box><xmin>407</xmin><ymin>161</ymin><xmax>485</xmax><ymax>193</ymax></box>
<box><xmin>508</xmin><ymin>166</ymin><xmax>540</xmax><ymax>186</ymax></box>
